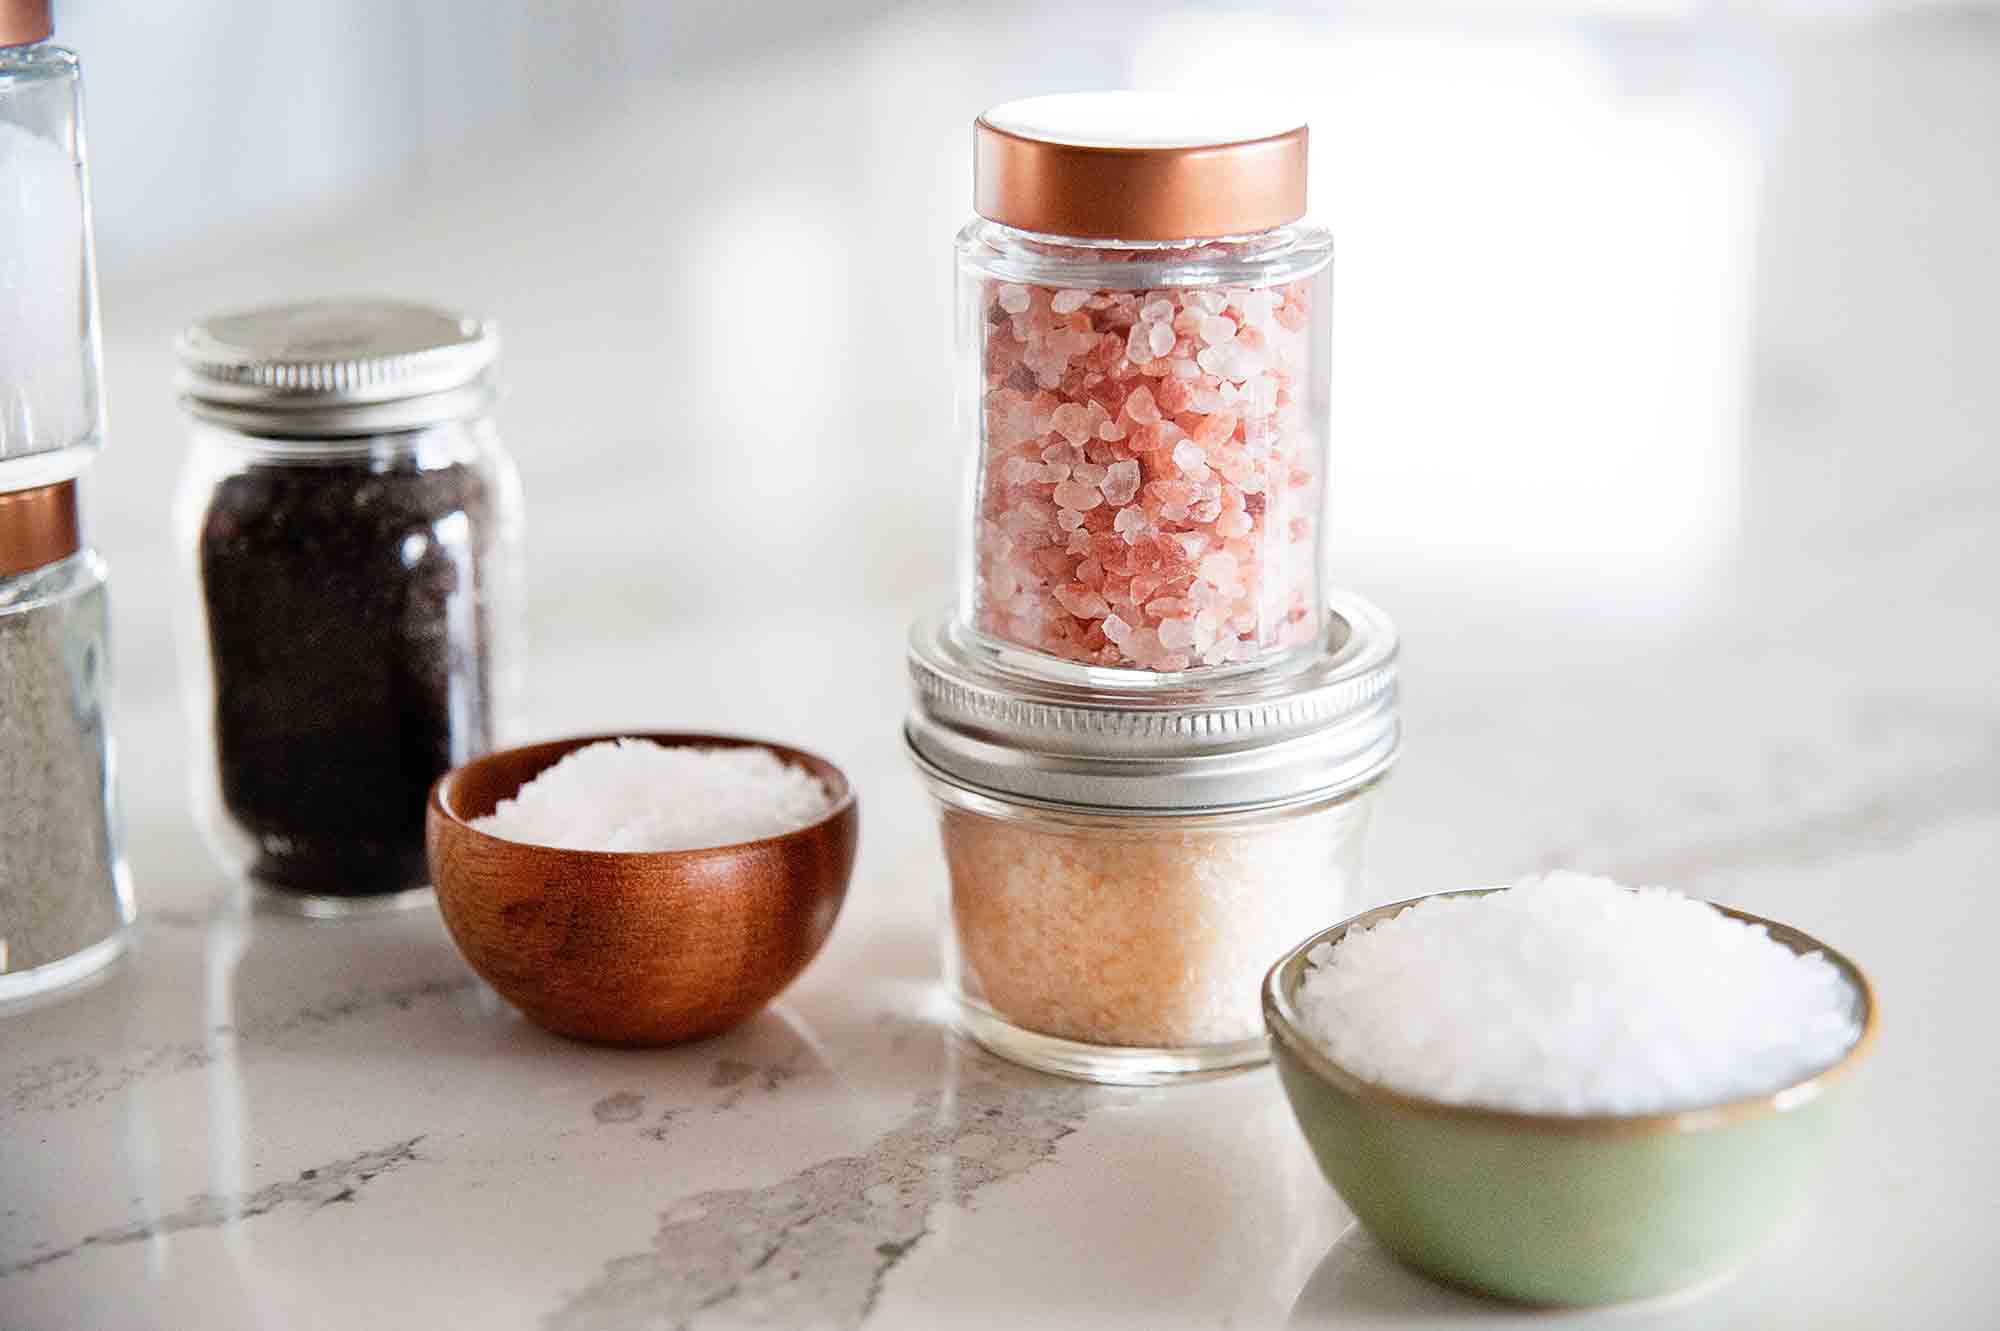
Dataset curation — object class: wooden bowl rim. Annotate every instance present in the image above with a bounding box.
[429,729,857,864]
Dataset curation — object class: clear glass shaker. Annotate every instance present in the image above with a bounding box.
[0,2,131,1002]
[957,93,1334,677]
[174,300,524,917]
[1,0,101,491]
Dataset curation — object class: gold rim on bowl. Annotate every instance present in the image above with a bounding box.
[1262,889,1880,1138]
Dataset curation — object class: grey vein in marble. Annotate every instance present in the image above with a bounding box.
[4,976,473,1119]
[710,1059,758,1089]
[1605,700,2000,884]
[0,1136,424,1279]
[594,1092,648,1124]
[547,1070,1092,1331]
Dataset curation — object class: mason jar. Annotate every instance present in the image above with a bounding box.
[907,591,1398,1084]
[958,92,1334,677]
[173,300,524,917]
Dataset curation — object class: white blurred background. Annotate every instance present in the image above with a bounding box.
[42,0,2000,904]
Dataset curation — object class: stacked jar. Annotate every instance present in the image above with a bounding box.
[0,2,133,1002]
[908,93,1400,1083]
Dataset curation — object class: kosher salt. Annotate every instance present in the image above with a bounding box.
[1295,871,1861,1115]
[473,739,833,852]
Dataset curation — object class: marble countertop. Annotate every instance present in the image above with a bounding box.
[5,12,1999,1330]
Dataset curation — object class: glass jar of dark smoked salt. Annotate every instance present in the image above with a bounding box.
[174,300,523,916]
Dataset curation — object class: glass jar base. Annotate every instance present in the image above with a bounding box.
[954,996,1269,1085]
[252,884,435,920]
[0,930,128,1006]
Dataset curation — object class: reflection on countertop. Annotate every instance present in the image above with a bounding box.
[4,8,1999,1330]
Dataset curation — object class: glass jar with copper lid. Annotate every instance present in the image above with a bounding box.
[0,482,132,1001]
[958,92,1333,677]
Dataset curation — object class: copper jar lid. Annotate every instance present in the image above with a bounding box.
[0,0,52,46]
[0,480,80,579]
[974,92,1308,243]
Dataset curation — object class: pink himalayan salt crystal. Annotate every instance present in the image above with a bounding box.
[974,273,1320,670]
[1125,324,1154,364]
[1052,402,1094,445]
[1054,582,1110,619]
[1194,410,1238,448]
[1052,479,1103,512]
[1102,459,1141,506]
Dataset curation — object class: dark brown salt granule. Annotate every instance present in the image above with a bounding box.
[199,452,498,899]
[0,565,124,973]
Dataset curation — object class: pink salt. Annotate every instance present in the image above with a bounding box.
[973,268,1321,670]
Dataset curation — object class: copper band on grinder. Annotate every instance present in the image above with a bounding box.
[974,119,1308,242]
[0,481,81,578]
[0,0,52,46]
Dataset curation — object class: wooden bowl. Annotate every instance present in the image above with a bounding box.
[426,731,857,1045]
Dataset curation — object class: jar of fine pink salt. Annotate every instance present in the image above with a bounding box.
[906,591,1397,1085]
[958,92,1333,676]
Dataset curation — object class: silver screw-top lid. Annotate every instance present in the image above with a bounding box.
[175,299,497,437]
[907,591,1400,814]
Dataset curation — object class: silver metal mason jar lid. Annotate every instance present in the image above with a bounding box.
[907,591,1400,814]
[176,299,497,437]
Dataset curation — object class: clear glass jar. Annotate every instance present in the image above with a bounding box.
[174,302,523,917]
[1,9,126,1003]
[0,18,103,493]
[0,515,132,1001]
[957,94,1333,677]
[930,782,1375,1083]
[907,591,1398,1084]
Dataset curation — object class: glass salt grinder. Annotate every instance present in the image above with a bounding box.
[957,92,1335,678]
[1,0,134,1002]
[173,300,524,918]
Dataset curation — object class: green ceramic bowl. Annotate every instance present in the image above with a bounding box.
[1263,892,1879,1307]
